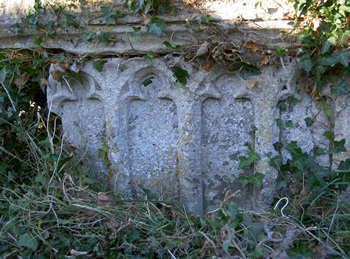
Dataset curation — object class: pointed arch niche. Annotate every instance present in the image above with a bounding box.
[127,72,179,198]
[201,74,254,211]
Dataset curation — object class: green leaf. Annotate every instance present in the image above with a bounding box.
[292,158,304,172]
[205,217,221,229]
[64,11,79,28]
[229,61,261,80]
[269,155,283,171]
[238,151,260,169]
[298,57,314,73]
[201,14,211,23]
[163,41,181,49]
[286,244,313,259]
[93,60,108,72]
[236,175,249,188]
[322,36,336,54]
[35,173,47,186]
[144,54,155,62]
[0,66,8,83]
[147,17,166,38]
[273,142,283,151]
[276,46,286,57]
[330,80,350,97]
[247,247,265,258]
[338,31,350,45]
[286,120,294,128]
[101,6,122,25]
[323,131,332,139]
[97,31,111,43]
[174,81,189,90]
[330,139,347,153]
[276,118,283,126]
[82,31,95,42]
[132,26,142,38]
[18,233,39,250]
[34,37,42,46]
[248,126,258,139]
[141,76,154,86]
[172,66,190,85]
[304,117,313,127]
[128,228,140,242]
[248,172,264,189]
[332,49,350,67]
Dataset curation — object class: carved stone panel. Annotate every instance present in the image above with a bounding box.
[201,75,254,212]
[127,75,179,198]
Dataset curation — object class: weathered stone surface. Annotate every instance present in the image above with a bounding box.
[2,0,349,214]
[46,57,343,215]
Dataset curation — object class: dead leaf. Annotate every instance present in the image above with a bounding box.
[196,41,209,57]
[311,17,322,31]
[58,59,69,70]
[202,62,215,72]
[39,77,50,87]
[50,70,62,81]
[143,15,151,25]
[13,72,29,88]
[69,61,79,73]
[245,78,258,89]
[260,51,269,66]
[245,40,259,52]
[98,192,115,207]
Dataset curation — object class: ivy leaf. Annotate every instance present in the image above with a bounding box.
[18,233,38,250]
[97,31,111,43]
[248,172,264,189]
[144,54,155,62]
[132,26,142,38]
[101,6,122,25]
[286,244,313,259]
[174,81,189,90]
[201,14,211,23]
[286,120,294,128]
[64,11,79,29]
[276,118,283,126]
[330,80,350,97]
[269,155,283,171]
[273,142,283,151]
[238,151,260,169]
[338,31,350,45]
[247,247,265,258]
[330,139,347,153]
[236,175,249,188]
[172,66,190,85]
[141,76,154,86]
[127,228,140,242]
[332,49,350,67]
[0,66,8,83]
[147,17,166,38]
[93,60,108,72]
[304,117,313,127]
[163,41,181,49]
[322,36,336,54]
[298,56,314,73]
[276,46,286,57]
[82,31,96,42]
[323,131,332,139]
[229,61,261,80]
[248,126,258,139]
[34,37,43,46]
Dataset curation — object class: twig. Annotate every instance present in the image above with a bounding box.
[0,81,17,112]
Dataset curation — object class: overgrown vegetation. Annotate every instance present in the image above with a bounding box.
[1,0,350,257]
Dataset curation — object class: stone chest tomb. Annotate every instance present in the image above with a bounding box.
[1,0,349,215]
